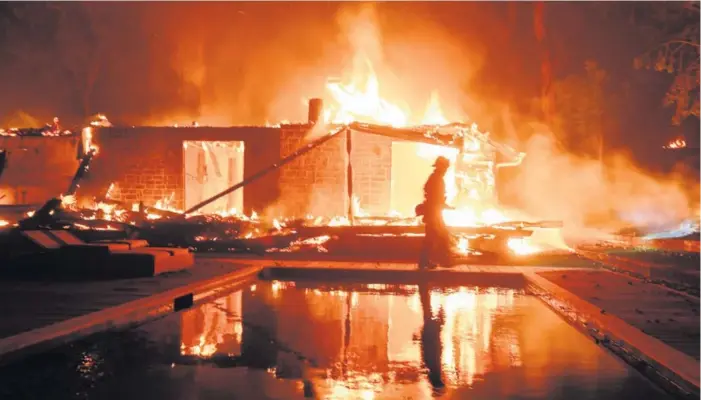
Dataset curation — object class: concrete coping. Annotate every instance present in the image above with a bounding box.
[524,272,700,397]
[0,263,263,365]
[0,261,696,399]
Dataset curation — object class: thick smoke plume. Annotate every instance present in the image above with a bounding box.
[503,125,698,240]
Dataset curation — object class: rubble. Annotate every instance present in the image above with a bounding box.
[0,119,573,262]
[0,117,73,137]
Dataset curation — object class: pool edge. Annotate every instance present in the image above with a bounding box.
[0,261,696,400]
[262,262,699,398]
[0,263,263,366]
[524,271,700,399]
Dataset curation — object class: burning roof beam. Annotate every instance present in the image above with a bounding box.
[348,121,525,165]
[349,122,462,148]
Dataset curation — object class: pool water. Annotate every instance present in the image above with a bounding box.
[0,280,674,400]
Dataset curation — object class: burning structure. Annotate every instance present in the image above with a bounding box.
[0,1,570,260]
[0,101,526,222]
[0,99,562,262]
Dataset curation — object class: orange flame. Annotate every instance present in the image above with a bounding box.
[664,138,687,149]
[82,126,100,155]
[322,30,550,255]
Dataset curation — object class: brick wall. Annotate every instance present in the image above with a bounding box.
[85,128,184,208]
[277,125,348,217]
[0,136,80,204]
[277,125,393,217]
[349,131,392,215]
[0,126,394,216]
[84,127,280,213]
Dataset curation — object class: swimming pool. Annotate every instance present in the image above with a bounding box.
[0,279,675,400]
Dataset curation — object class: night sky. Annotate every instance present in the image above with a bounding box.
[0,2,698,168]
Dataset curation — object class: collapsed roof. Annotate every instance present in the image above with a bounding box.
[348,121,524,164]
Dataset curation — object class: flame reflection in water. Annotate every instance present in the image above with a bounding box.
[177,282,667,400]
[180,291,243,357]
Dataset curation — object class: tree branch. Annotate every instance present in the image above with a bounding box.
[664,39,701,49]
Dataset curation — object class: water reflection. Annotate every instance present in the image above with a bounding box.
[179,290,243,357]
[298,283,522,399]
[0,280,673,400]
[176,282,521,394]
[175,281,669,400]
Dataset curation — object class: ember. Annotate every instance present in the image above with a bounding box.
[664,138,687,149]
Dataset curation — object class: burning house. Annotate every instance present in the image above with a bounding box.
[0,100,557,260]
[1,102,525,223]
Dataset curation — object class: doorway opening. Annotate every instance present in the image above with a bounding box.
[183,141,245,214]
[390,141,458,216]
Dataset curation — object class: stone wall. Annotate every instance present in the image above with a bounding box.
[0,136,80,204]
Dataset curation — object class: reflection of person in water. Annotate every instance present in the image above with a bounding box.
[418,283,445,391]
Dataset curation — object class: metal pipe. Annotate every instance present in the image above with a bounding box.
[184,126,348,215]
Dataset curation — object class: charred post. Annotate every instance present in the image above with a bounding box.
[65,148,97,197]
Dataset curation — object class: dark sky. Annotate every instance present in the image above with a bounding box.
[0,2,697,164]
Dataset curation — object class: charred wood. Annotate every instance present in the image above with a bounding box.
[0,149,6,181]
[295,225,534,238]
[349,122,462,148]
[65,148,97,197]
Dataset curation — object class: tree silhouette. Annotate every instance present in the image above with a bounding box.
[632,2,700,125]
[52,4,106,117]
[551,61,608,157]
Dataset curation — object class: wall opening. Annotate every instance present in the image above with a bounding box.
[390,141,433,216]
[183,141,244,214]
[390,141,459,216]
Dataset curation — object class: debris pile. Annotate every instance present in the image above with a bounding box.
[0,117,72,137]
[0,122,566,261]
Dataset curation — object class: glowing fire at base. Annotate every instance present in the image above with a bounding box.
[507,238,539,255]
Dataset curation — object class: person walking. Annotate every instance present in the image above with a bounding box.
[418,156,455,269]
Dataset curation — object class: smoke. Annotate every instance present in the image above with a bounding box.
[0,3,497,127]
[503,126,697,240]
[135,3,345,127]
[1,111,41,129]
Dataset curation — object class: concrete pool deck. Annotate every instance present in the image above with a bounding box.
[0,256,697,397]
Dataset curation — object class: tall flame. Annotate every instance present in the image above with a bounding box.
[322,21,549,255]
[325,57,408,127]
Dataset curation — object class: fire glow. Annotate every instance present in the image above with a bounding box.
[0,7,581,259]
[319,31,547,255]
[48,38,553,258]
[664,138,687,149]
